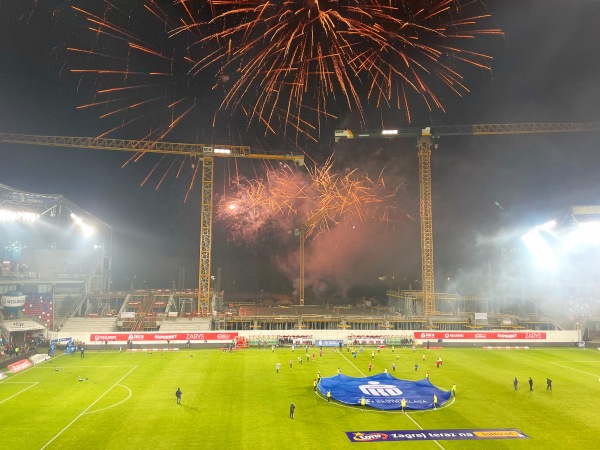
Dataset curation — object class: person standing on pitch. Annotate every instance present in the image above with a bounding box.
[175,388,182,404]
[289,402,295,419]
[546,378,552,391]
[529,377,533,391]
[360,396,366,411]
[401,398,407,412]
[513,377,518,390]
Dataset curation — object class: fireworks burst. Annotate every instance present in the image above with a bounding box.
[64,0,502,141]
[216,157,401,242]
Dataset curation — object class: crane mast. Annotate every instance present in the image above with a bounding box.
[335,122,600,316]
[417,136,435,315]
[0,133,304,315]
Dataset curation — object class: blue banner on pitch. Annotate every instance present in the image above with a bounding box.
[318,373,451,410]
[346,429,529,442]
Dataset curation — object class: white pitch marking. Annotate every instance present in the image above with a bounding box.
[0,382,39,405]
[40,365,138,450]
[84,384,132,415]
[336,350,447,450]
[551,361,600,378]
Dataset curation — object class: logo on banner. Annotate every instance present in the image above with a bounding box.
[346,429,529,442]
[0,291,27,308]
[8,359,33,373]
[351,433,389,442]
[128,334,144,341]
[497,333,517,339]
[419,332,435,339]
[359,382,403,397]
[153,334,177,340]
[94,335,117,341]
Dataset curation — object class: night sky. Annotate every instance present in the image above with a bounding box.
[1,1,599,305]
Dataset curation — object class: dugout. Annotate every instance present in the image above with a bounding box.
[0,319,46,345]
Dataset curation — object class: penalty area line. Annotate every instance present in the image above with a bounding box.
[40,365,138,450]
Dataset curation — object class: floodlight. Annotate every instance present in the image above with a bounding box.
[562,221,600,253]
[382,129,398,135]
[214,148,231,154]
[70,213,96,237]
[0,208,39,223]
[521,228,556,268]
[538,220,557,231]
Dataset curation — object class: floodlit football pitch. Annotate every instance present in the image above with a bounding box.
[1,346,599,449]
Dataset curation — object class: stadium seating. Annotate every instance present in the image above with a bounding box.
[159,317,211,332]
[60,317,117,333]
[24,294,53,328]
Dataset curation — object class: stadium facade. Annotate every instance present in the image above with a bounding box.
[1,183,595,347]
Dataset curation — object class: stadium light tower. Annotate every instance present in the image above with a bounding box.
[0,209,40,223]
[0,133,304,315]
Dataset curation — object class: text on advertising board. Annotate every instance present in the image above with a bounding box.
[414,331,546,340]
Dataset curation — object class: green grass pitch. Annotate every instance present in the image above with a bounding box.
[1,346,599,449]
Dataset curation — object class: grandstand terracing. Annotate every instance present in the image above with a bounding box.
[57,290,212,333]
[12,287,568,338]
[217,301,575,333]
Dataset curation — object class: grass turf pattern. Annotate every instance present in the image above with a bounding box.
[1,346,599,449]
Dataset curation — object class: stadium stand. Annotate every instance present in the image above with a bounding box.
[60,317,117,333]
[23,294,53,329]
[159,317,211,332]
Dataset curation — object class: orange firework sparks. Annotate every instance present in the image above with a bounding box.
[216,157,401,242]
[197,0,503,137]
[64,1,502,141]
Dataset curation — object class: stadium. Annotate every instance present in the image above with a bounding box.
[2,181,600,448]
[2,1,600,448]
[2,183,599,349]
[2,167,600,448]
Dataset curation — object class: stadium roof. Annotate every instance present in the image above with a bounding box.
[0,183,109,229]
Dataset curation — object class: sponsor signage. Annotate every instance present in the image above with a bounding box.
[346,429,529,442]
[30,354,51,365]
[8,359,33,373]
[414,331,546,340]
[474,313,488,321]
[316,339,344,347]
[0,294,27,308]
[89,332,238,342]
[0,321,46,332]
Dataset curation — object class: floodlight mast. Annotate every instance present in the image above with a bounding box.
[335,122,600,316]
[0,133,304,315]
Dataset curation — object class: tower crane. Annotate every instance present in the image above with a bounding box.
[335,123,600,316]
[295,208,327,306]
[0,133,304,315]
